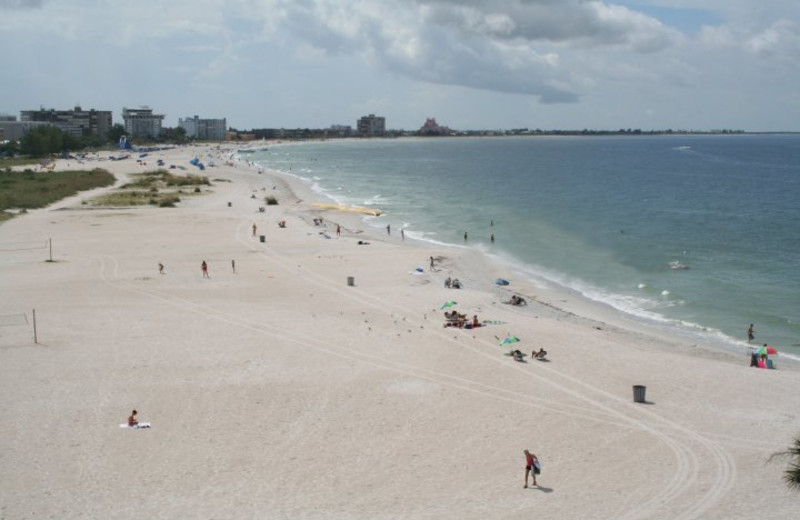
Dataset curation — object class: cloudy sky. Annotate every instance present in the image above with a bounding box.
[1,0,798,131]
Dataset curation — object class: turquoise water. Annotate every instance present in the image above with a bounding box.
[250,135,800,358]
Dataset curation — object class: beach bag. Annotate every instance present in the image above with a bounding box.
[533,460,541,475]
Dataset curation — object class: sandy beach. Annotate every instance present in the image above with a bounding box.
[1,143,798,519]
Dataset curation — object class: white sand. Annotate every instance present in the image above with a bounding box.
[1,144,798,519]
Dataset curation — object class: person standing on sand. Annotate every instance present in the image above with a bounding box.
[386,224,391,236]
[252,223,257,237]
[401,228,405,240]
[430,256,435,270]
[201,260,209,278]
[158,262,164,275]
[524,449,539,488]
[231,259,236,274]
[336,224,341,237]
[747,324,754,343]
[464,231,468,242]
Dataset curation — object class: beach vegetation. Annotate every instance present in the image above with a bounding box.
[158,195,180,207]
[771,435,800,491]
[107,124,127,145]
[265,195,278,205]
[19,126,82,157]
[0,156,38,168]
[0,168,115,212]
[92,169,209,208]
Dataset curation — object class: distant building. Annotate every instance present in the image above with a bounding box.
[179,115,227,141]
[122,106,165,139]
[357,114,385,137]
[0,114,54,142]
[20,106,112,139]
[418,117,451,136]
[328,124,353,138]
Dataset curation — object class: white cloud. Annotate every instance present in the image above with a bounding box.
[0,0,798,130]
[745,20,800,60]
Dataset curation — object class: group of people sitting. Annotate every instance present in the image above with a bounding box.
[508,348,547,362]
[444,277,462,289]
[443,312,482,329]
[312,218,324,226]
[507,295,527,306]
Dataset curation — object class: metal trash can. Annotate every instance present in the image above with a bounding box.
[259,235,265,243]
[347,276,355,286]
[633,385,646,403]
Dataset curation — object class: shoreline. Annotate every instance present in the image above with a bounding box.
[1,143,798,519]
[243,140,795,367]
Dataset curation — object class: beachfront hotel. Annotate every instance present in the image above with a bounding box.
[178,115,227,141]
[20,106,113,139]
[357,114,386,137]
[122,106,165,139]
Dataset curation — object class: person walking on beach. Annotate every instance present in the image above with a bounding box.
[158,262,164,275]
[464,231,468,242]
[336,224,341,237]
[252,223,257,237]
[524,449,540,488]
[430,256,435,270]
[201,260,209,278]
[401,228,405,240]
[231,259,236,274]
[747,324,755,343]
[386,224,391,236]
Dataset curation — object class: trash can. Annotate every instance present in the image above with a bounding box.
[227,202,232,207]
[259,235,265,243]
[347,276,355,286]
[633,385,646,403]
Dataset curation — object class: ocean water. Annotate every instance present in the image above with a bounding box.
[249,135,800,359]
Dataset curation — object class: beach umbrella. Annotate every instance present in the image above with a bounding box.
[500,336,520,346]
[441,300,458,309]
[755,345,778,356]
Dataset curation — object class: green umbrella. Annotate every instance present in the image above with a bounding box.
[441,300,458,309]
[500,336,520,346]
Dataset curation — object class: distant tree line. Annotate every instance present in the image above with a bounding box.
[0,124,192,158]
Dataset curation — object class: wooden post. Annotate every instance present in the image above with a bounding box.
[32,308,38,344]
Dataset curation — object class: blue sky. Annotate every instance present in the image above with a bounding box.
[1,0,798,131]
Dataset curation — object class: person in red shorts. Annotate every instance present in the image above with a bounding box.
[524,449,540,488]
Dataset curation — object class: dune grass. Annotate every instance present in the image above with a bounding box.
[0,157,40,169]
[92,170,210,208]
[0,168,115,211]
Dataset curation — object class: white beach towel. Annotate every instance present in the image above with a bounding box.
[119,422,151,429]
